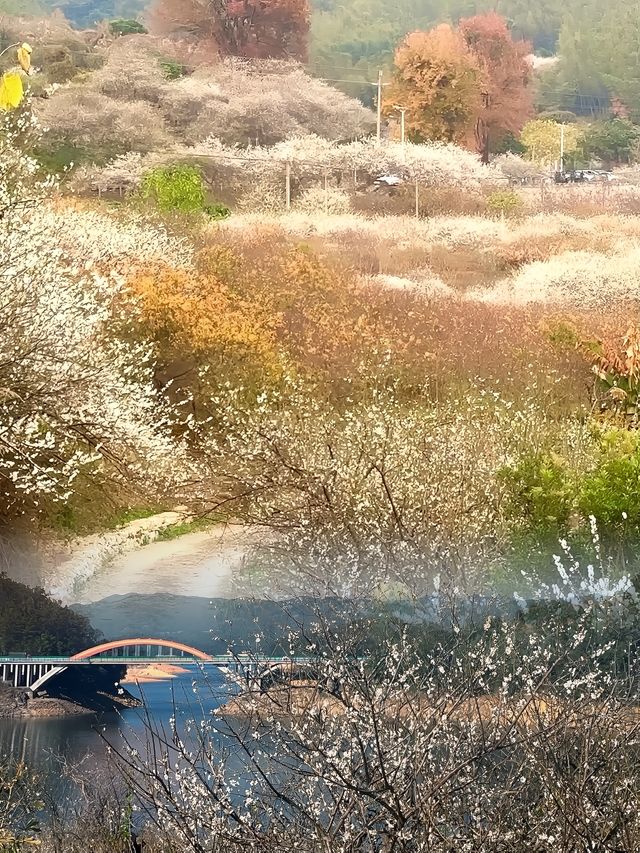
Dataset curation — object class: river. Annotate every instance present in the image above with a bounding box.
[0,667,238,813]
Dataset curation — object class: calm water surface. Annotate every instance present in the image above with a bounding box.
[0,668,236,806]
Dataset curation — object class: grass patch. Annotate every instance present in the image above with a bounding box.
[155,516,222,541]
[104,505,169,529]
[48,501,169,536]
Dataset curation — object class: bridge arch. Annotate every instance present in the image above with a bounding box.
[70,638,212,661]
[28,638,211,696]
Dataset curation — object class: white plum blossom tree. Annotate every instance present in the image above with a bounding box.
[119,578,640,852]
[0,111,192,520]
[190,378,540,597]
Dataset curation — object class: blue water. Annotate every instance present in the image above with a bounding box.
[0,668,236,805]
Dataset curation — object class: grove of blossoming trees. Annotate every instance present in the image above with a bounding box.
[72,135,495,207]
[36,41,375,156]
[0,111,194,525]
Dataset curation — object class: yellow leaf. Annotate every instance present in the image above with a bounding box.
[0,72,24,110]
[17,43,32,73]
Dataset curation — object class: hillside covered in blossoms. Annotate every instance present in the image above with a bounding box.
[1,4,640,852]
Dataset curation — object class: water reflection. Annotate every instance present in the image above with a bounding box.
[0,668,236,806]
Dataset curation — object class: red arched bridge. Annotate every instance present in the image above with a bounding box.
[0,638,315,697]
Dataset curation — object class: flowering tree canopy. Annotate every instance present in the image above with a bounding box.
[0,110,194,522]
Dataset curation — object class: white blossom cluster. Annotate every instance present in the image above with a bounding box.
[475,245,640,307]
[37,44,376,154]
[192,378,557,597]
[122,578,640,852]
[0,132,194,517]
[75,135,495,199]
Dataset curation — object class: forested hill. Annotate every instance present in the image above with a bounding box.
[4,0,638,119]
[0,575,98,655]
[0,0,573,50]
[0,0,563,49]
[310,0,640,118]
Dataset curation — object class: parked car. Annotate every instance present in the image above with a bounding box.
[373,173,404,192]
[582,169,615,182]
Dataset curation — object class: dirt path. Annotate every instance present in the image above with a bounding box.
[69,523,255,604]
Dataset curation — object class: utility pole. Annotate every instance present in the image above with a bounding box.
[376,70,383,145]
[560,123,565,173]
[478,91,491,165]
[396,107,407,146]
[285,161,291,211]
[394,105,407,161]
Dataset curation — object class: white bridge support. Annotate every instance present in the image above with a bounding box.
[27,666,68,696]
[0,662,64,692]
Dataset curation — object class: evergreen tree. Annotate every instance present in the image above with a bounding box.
[0,575,98,655]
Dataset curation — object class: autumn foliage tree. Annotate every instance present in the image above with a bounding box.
[459,12,533,163]
[384,26,482,146]
[148,0,310,61]
[125,256,281,404]
[386,14,532,160]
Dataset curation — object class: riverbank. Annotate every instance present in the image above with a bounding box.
[0,682,141,719]
[0,682,86,719]
[121,663,189,683]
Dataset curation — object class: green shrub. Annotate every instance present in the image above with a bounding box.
[204,202,231,219]
[109,19,148,35]
[578,429,640,530]
[140,165,206,213]
[486,188,522,216]
[156,516,219,541]
[159,58,187,80]
[498,452,575,531]
[499,430,640,542]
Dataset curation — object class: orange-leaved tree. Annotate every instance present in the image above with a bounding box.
[384,26,483,146]
[385,15,532,160]
[148,0,310,61]
[459,12,533,163]
[125,256,282,409]
[583,325,640,422]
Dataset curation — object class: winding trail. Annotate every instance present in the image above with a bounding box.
[70,524,253,604]
[31,512,257,604]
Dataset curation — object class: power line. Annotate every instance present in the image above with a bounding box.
[25,52,626,102]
